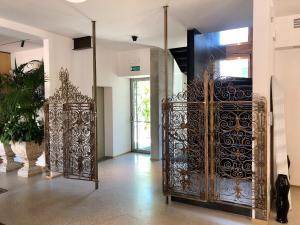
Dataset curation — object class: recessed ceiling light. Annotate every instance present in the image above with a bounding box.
[65,0,87,3]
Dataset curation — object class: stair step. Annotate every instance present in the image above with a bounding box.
[170,47,188,75]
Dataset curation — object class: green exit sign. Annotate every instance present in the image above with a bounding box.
[131,66,141,72]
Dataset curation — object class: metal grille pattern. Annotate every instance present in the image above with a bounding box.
[63,103,96,180]
[45,69,96,182]
[212,78,253,205]
[45,104,64,173]
[164,101,206,199]
[163,77,208,201]
[162,74,267,219]
[252,97,267,217]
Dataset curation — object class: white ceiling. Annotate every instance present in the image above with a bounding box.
[0,27,43,53]
[274,0,300,17]
[0,0,253,48]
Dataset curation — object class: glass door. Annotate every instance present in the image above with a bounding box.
[131,78,151,153]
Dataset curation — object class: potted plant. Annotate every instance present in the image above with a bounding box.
[0,61,45,177]
[0,74,23,172]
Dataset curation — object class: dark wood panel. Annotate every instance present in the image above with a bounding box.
[0,52,11,74]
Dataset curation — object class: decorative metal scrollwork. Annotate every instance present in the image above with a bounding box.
[212,78,254,206]
[162,73,267,219]
[45,69,96,181]
[63,103,95,180]
[163,77,207,200]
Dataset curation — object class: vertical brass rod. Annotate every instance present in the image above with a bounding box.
[92,20,99,190]
[44,103,50,177]
[251,100,259,219]
[164,5,168,100]
[163,5,170,200]
[263,99,268,217]
[251,100,256,219]
[204,72,209,201]
[209,78,215,200]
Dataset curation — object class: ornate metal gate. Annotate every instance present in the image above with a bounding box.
[45,69,97,184]
[162,73,267,219]
[163,77,208,201]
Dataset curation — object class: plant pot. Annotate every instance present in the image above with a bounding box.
[0,142,23,172]
[10,141,43,177]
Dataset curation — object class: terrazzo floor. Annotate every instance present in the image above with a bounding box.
[0,153,299,225]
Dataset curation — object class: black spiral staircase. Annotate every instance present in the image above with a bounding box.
[170,47,188,75]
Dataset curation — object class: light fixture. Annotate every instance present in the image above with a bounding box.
[21,40,25,48]
[65,0,87,3]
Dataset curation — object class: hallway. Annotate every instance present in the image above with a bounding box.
[0,153,299,225]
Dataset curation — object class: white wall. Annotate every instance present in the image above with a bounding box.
[72,45,131,157]
[99,47,131,157]
[0,17,73,97]
[274,48,300,186]
[173,59,187,94]
[275,14,300,49]
[273,13,300,186]
[0,17,131,158]
[44,35,73,97]
[253,0,274,219]
[117,48,150,77]
[10,48,43,68]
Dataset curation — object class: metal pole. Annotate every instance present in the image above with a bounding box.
[209,78,215,200]
[92,20,99,190]
[163,5,169,204]
[164,5,168,100]
[203,71,209,201]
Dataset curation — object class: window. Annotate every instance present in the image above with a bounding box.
[219,58,249,78]
[219,27,249,45]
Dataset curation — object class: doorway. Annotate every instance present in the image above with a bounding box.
[96,87,105,160]
[130,78,151,153]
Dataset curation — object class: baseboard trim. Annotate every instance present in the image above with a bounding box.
[171,196,252,217]
[150,158,160,161]
[131,150,150,154]
[97,156,113,162]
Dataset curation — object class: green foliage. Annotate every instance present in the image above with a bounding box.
[1,118,44,144]
[0,60,45,144]
[0,74,11,136]
[141,87,150,123]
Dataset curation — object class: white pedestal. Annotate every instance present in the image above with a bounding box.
[10,141,43,177]
[18,164,43,178]
[0,143,23,172]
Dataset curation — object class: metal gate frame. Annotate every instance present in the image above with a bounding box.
[162,73,267,219]
[44,69,98,185]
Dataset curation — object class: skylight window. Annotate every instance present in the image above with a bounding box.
[219,27,249,45]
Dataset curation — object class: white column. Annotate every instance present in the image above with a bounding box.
[253,0,275,220]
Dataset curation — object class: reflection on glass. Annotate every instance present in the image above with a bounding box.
[219,27,249,45]
[131,78,151,152]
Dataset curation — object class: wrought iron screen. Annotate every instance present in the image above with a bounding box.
[163,78,208,201]
[45,103,64,173]
[162,73,267,219]
[45,69,97,182]
[211,78,254,205]
[63,103,96,180]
